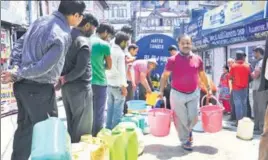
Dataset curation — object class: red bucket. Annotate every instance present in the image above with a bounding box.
[200,95,224,133]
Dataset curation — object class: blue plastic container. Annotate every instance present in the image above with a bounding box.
[126,100,147,111]
[31,117,71,160]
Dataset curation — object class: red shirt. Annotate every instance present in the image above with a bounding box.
[229,60,250,90]
[220,73,230,88]
[165,52,203,93]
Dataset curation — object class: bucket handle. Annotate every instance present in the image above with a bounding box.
[152,108,173,118]
[201,95,224,110]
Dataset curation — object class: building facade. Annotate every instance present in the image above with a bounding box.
[84,1,109,23]
[104,1,131,31]
[134,10,181,41]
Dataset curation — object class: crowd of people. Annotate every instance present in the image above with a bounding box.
[0,1,268,160]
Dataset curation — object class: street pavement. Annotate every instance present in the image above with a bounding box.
[1,100,260,160]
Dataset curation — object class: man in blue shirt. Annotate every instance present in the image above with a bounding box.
[1,1,86,160]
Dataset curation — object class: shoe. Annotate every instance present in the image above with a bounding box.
[254,130,262,135]
[182,141,193,151]
[228,118,236,122]
[231,122,238,127]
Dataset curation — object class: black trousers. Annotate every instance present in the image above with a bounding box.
[247,88,252,118]
[230,91,236,120]
[61,83,93,143]
[11,80,57,160]
[163,84,171,109]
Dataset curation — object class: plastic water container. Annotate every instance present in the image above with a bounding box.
[121,114,140,128]
[114,122,144,156]
[146,92,159,106]
[31,117,71,160]
[140,113,150,134]
[127,100,147,113]
[134,114,145,131]
[110,130,125,160]
[237,117,254,140]
[200,96,224,133]
[125,127,138,160]
[148,108,173,137]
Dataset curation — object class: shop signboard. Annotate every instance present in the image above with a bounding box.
[1,83,17,118]
[202,1,265,33]
[1,84,16,104]
[193,18,268,51]
[136,34,177,76]
[184,15,203,39]
[247,18,268,40]
[1,28,11,59]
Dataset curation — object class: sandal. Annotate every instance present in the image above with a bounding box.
[182,141,193,151]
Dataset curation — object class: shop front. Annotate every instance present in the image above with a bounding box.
[192,17,268,84]
[1,25,11,71]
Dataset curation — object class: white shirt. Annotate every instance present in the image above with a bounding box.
[265,60,268,80]
[106,44,128,87]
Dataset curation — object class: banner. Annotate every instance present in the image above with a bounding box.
[184,15,203,39]
[136,34,177,76]
[202,1,265,32]
[193,18,268,51]
[1,83,17,118]
[1,28,11,59]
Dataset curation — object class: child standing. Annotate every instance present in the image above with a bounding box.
[219,65,231,114]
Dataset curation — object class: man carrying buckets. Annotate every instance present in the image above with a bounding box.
[159,34,211,151]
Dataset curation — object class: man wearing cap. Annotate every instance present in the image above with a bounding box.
[168,45,178,56]
[130,59,157,100]
[229,50,251,124]
[251,46,264,133]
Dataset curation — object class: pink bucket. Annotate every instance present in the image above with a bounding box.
[148,108,173,137]
[200,95,224,133]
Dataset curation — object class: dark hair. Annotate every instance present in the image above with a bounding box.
[128,44,138,51]
[253,46,264,56]
[58,1,86,16]
[96,23,115,35]
[168,45,178,51]
[177,34,192,42]
[223,65,229,72]
[115,31,130,45]
[236,50,246,60]
[78,13,99,27]
[121,25,133,35]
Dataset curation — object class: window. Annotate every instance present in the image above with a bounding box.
[111,8,114,17]
[160,18,163,26]
[124,9,127,18]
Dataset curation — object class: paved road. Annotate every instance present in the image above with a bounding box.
[1,100,260,160]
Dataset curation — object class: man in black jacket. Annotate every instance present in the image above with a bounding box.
[57,14,98,143]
